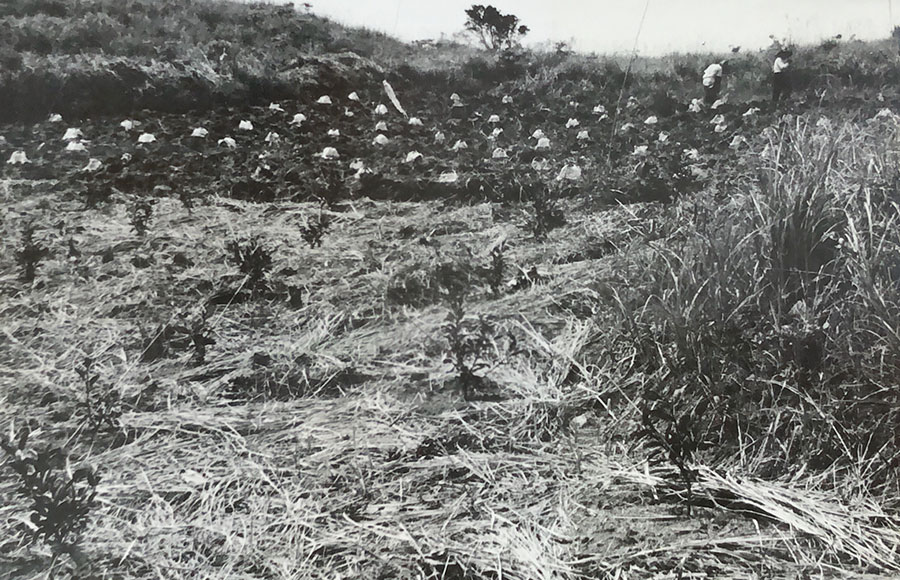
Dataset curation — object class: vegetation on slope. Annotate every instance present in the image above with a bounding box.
[0,0,410,121]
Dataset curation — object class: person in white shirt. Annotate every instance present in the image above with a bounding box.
[772,49,792,105]
[702,61,725,105]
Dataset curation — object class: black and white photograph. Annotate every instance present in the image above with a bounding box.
[3,0,900,578]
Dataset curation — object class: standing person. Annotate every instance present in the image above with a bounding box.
[702,60,725,105]
[772,49,792,105]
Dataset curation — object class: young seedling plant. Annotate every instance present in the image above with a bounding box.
[300,211,331,249]
[128,198,156,236]
[74,357,122,436]
[637,392,710,516]
[1,426,100,570]
[484,242,506,297]
[16,222,50,283]
[227,235,274,292]
[437,263,496,400]
[528,184,566,240]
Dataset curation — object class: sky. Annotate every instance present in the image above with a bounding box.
[290,0,894,55]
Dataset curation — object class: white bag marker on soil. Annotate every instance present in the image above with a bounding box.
[316,95,332,105]
[7,151,29,164]
[218,137,237,148]
[82,158,102,172]
[191,127,208,138]
[320,147,339,159]
[238,120,253,131]
[556,164,582,181]
[730,135,748,149]
[65,141,87,152]
[63,128,83,141]
[404,151,423,163]
[137,133,156,144]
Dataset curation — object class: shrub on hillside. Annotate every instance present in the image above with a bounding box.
[58,12,123,51]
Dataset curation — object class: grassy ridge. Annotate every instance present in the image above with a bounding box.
[0,0,406,121]
[2,0,900,122]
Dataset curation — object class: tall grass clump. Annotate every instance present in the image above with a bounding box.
[624,113,900,503]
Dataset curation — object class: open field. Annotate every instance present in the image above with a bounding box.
[4,1,900,579]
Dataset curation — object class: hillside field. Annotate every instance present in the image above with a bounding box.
[3,1,900,579]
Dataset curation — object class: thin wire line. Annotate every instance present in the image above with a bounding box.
[606,0,652,170]
[392,0,402,35]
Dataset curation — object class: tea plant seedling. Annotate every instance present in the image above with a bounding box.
[443,298,495,401]
[190,316,215,364]
[128,198,156,236]
[313,165,347,210]
[528,185,566,240]
[636,393,709,516]
[16,222,50,283]
[485,242,506,297]
[178,188,195,212]
[74,357,122,435]
[227,236,274,290]
[437,264,496,400]
[83,184,113,208]
[1,427,99,569]
[300,212,331,248]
